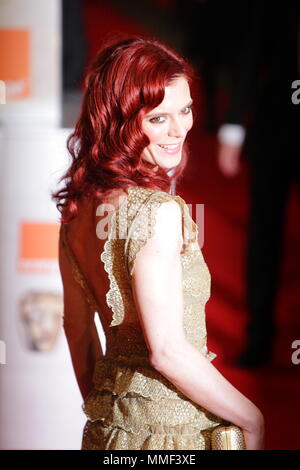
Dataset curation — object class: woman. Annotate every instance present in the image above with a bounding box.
[52,36,264,450]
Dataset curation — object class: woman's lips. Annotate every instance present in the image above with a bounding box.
[157,143,181,155]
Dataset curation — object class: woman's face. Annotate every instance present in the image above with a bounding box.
[141,76,193,171]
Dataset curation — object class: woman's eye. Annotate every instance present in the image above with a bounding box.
[149,116,165,124]
[182,105,192,114]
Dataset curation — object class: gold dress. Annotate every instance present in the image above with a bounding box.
[61,186,226,450]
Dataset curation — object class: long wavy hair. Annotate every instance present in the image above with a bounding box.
[52,36,195,223]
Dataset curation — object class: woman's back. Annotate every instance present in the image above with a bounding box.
[61,187,129,331]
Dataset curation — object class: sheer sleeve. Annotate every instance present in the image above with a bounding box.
[124,191,185,278]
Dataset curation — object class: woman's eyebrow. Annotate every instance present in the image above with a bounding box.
[145,99,193,117]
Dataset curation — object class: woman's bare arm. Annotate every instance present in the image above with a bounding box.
[131,200,264,449]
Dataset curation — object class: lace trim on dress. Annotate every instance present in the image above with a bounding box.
[124,191,198,278]
[100,187,206,328]
[173,195,199,246]
[82,389,223,437]
[100,206,127,328]
[124,192,176,278]
[86,347,217,401]
[91,356,187,400]
[82,353,220,425]
[81,413,225,451]
[101,188,176,327]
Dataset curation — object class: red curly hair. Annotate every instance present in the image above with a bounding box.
[52,36,195,223]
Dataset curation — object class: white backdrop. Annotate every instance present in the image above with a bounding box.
[0,0,61,126]
[0,0,88,450]
[0,127,87,450]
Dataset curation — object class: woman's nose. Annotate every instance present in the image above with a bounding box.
[168,117,186,138]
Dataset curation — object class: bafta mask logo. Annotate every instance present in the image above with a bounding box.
[19,291,63,352]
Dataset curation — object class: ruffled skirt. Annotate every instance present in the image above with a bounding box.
[81,356,225,450]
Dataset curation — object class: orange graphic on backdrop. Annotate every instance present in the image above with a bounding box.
[0,29,30,100]
[20,223,59,260]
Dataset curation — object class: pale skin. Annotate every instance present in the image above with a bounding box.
[141,76,193,171]
[135,77,265,450]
